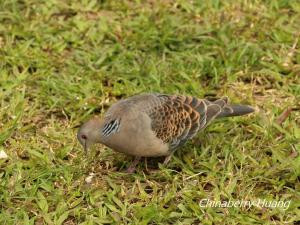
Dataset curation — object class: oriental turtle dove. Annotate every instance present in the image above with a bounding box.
[77,93,254,173]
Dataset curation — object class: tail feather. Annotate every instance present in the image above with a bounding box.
[217,104,254,118]
[206,97,254,118]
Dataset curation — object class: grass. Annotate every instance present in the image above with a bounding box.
[0,0,299,224]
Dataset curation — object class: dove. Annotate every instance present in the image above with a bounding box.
[77,93,254,173]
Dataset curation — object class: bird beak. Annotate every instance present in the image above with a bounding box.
[84,140,88,155]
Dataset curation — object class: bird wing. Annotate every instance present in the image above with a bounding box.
[145,94,225,150]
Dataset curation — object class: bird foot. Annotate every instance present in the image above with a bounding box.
[125,166,136,173]
[125,156,141,173]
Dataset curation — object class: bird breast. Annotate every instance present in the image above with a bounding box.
[101,111,169,157]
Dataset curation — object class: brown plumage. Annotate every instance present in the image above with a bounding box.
[77,93,254,172]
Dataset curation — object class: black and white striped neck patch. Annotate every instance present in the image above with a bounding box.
[102,118,121,137]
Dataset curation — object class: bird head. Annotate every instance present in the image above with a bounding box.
[77,116,105,153]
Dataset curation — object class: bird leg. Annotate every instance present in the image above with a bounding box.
[126,156,141,173]
[163,154,172,165]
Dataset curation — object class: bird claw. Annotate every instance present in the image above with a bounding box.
[125,166,136,173]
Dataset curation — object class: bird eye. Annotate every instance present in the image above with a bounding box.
[81,134,87,140]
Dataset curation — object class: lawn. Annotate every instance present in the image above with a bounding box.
[0,0,299,224]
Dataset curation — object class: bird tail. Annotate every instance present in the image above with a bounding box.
[217,104,254,118]
[206,97,254,118]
